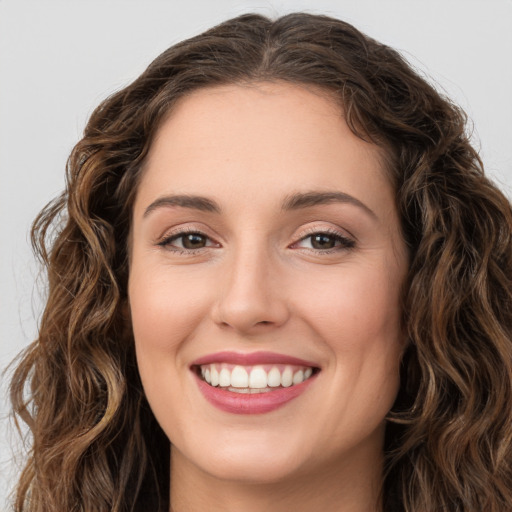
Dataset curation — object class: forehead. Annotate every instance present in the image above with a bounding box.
[150,82,368,161]
[137,81,393,219]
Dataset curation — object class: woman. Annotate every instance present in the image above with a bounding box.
[9,12,512,512]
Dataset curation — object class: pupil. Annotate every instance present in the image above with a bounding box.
[312,234,335,249]
[183,233,205,249]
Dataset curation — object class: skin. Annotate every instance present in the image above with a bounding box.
[128,82,408,512]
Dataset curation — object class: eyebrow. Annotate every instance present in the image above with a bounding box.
[143,190,376,219]
[143,194,222,217]
[281,191,377,219]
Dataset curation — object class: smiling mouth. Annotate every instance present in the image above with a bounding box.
[193,363,320,394]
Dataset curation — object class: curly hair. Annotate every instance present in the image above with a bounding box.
[9,12,512,512]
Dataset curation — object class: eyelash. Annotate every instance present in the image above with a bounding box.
[293,227,356,253]
[157,227,218,255]
[157,227,355,255]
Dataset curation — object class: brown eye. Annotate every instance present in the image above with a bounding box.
[310,234,337,249]
[181,233,207,249]
[294,230,355,252]
[158,231,217,252]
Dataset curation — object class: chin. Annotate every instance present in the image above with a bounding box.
[172,428,313,485]
[199,454,305,485]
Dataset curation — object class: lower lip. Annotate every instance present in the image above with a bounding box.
[194,373,317,414]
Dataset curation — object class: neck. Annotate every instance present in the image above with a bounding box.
[169,444,383,512]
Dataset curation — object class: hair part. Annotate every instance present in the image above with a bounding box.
[10,12,512,512]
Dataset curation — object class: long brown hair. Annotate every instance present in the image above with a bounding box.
[10,12,512,511]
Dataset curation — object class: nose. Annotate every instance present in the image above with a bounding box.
[212,245,290,334]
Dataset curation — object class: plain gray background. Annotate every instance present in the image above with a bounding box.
[1,0,511,508]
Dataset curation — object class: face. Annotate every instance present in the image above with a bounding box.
[128,82,408,485]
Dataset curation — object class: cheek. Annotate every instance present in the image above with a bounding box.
[291,260,404,410]
[127,264,215,388]
[129,265,209,344]
[127,265,217,437]
[292,261,403,348]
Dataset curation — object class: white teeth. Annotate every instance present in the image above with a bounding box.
[219,368,231,387]
[281,367,293,387]
[231,366,249,388]
[292,369,304,385]
[267,367,281,387]
[199,363,316,389]
[210,366,219,386]
[249,366,268,388]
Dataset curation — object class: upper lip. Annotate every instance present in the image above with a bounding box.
[191,351,320,368]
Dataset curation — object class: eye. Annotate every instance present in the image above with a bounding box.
[294,230,355,252]
[157,230,218,252]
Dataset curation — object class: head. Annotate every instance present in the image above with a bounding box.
[128,80,408,512]
[11,12,512,512]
